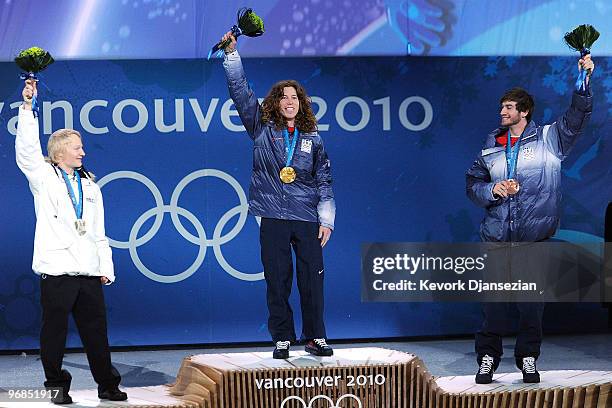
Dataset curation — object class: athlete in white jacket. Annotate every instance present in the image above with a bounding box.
[16,79,127,404]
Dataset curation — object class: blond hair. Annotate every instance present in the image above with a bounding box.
[44,129,95,180]
[45,128,81,164]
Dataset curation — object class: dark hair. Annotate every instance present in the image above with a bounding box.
[499,87,535,122]
[261,80,318,132]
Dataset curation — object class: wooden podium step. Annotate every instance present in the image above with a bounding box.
[169,347,421,408]
[3,348,609,407]
[167,347,612,408]
[435,370,612,408]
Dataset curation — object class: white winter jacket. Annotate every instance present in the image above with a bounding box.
[15,106,115,282]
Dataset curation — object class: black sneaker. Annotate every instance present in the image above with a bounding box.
[51,392,73,405]
[305,338,333,357]
[475,354,495,384]
[49,370,72,405]
[98,387,128,401]
[273,340,290,359]
[521,357,540,383]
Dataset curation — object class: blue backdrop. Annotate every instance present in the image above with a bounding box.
[1,1,611,59]
[0,56,610,350]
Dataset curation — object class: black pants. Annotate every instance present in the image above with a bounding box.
[40,274,121,393]
[260,218,326,342]
[475,302,545,369]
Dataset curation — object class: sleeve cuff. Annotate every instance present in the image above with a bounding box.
[489,183,501,201]
[317,199,336,230]
[223,50,240,61]
[574,79,592,98]
[18,104,36,119]
[102,272,115,284]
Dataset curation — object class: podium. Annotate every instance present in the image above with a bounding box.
[4,347,609,407]
[170,347,420,407]
[168,348,611,408]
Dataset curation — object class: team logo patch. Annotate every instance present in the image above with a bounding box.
[300,139,312,153]
[522,146,535,161]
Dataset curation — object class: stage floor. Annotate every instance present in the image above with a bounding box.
[0,333,610,406]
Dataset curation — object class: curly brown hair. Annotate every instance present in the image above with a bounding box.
[261,80,318,132]
[500,87,535,122]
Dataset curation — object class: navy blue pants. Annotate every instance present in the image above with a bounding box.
[260,218,326,342]
[475,302,545,369]
[40,275,121,393]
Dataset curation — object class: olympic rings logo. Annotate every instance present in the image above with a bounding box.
[280,394,362,408]
[97,169,264,283]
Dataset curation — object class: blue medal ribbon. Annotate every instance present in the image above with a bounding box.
[60,169,83,219]
[574,68,587,92]
[20,72,40,118]
[31,94,40,118]
[505,132,522,180]
[574,48,590,91]
[207,25,243,60]
[283,128,299,167]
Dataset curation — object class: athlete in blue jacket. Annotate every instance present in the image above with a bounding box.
[466,54,594,384]
[221,32,336,359]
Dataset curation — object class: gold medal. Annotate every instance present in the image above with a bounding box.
[279,166,296,183]
[507,179,520,195]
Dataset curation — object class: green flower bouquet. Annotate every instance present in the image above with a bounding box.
[563,25,599,90]
[15,47,55,117]
[208,8,264,59]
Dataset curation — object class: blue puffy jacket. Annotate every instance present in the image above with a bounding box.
[223,51,336,229]
[466,87,592,242]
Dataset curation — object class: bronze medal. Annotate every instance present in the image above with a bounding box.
[75,219,87,236]
[279,166,296,183]
[507,179,520,195]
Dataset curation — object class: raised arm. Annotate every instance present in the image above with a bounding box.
[221,32,263,139]
[15,80,46,192]
[544,55,594,160]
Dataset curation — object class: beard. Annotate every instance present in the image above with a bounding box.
[501,115,521,127]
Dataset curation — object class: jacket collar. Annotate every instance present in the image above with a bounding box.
[484,120,538,149]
